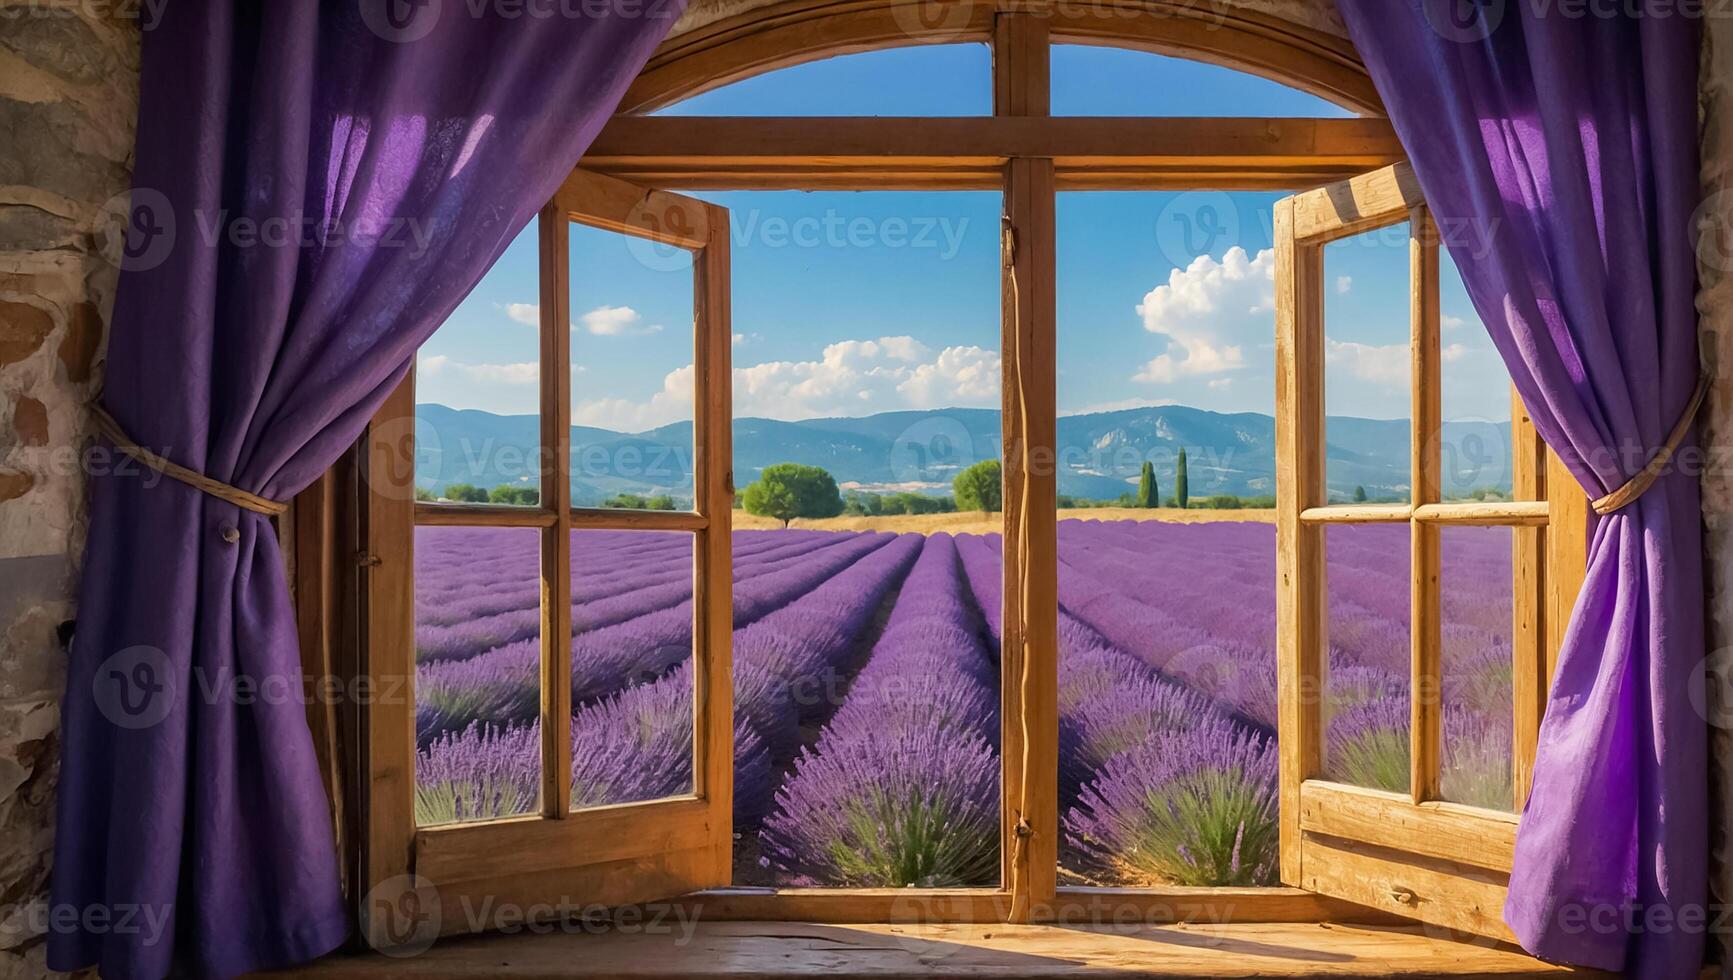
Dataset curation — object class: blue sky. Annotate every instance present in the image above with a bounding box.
[416,45,1510,430]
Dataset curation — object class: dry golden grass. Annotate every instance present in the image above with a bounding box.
[731,506,1276,535]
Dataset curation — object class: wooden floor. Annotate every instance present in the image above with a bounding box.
[279,921,1607,979]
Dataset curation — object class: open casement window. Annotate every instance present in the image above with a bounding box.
[358,170,733,946]
[1273,162,1588,939]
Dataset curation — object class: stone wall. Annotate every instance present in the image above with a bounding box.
[1699,14,1733,971]
[0,4,137,976]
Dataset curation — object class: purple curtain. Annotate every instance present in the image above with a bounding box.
[1335,3,1704,977]
[49,3,680,977]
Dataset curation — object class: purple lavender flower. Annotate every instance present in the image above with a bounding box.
[1065,719,1277,887]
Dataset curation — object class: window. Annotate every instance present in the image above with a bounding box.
[348,10,1588,949]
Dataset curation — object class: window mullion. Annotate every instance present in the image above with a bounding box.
[1408,205,1443,806]
[539,200,575,818]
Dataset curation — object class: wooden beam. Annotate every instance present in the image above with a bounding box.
[616,885,1390,925]
[621,0,1384,116]
[1274,194,1327,885]
[1510,391,1547,810]
[1409,207,1441,806]
[358,373,419,949]
[414,502,559,527]
[1411,501,1551,527]
[584,116,1406,190]
[1299,836,1516,944]
[1000,154,1058,919]
[1299,782,1516,875]
[568,508,710,532]
[992,10,1048,117]
[554,167,713,249]
[1289,162,1426,244]
[693,199,736,882]
[415,797,714,885]
[1299,504,1412,525]
[539,200,575,818]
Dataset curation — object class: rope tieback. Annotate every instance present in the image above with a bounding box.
[1589,372,1712,517]
[92,405,289,517]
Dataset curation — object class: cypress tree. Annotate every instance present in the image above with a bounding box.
[1136,461,1158,508]
[1175,448,1189,509]
[1353,485,1368,503]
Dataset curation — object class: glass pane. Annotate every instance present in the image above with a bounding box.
[415,224,542,507]
[1052,45,1356,118]
[568,223,697,512]
[1323,222,1413,505]
[1055,191,1281,887]
[654,45,991,117]
[569,529,697,810]
[1323,523,1411,793]
[712,189,1003,887]
[1440,251,1516,502]
[1440,526,1515,810]
[415,526,543,826]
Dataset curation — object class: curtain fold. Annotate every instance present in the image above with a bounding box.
[1334,4,1705,977]
[49,4,681,977]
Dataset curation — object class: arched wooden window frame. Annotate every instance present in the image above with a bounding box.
[320,0,1591,946]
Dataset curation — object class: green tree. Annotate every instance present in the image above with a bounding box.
[488,485,540,506]
[414,486,436,502]
[953,459,1003,514]
[1353,485,1368,503]
[443,483,489,503]
[1135,461,1159,509]
[742,463,844,528]
[1174,449,1189,509]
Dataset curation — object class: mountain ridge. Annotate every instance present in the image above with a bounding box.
[413,403,1513,504]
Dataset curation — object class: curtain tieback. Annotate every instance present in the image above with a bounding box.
[1589,372,1711,516]
[91,404,290,517]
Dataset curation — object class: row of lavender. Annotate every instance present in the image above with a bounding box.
[412,519,1514,886]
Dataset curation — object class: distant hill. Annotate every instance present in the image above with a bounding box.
[413,403,1513,505]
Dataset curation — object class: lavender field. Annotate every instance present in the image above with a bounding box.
[413,520,1514,888]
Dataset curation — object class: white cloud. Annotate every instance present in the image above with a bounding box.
[504,302,540,327]
[1325,338,1408,387]
[419,355,538,386]
[732,332,762,347]
[1443,343,1470,363]
[1132,246,1273,384]
[579,305,664,337]
[1442,313,1469,332]
[573,335,1003,431]
[1335,275,1353,295]
[571,364,695,431]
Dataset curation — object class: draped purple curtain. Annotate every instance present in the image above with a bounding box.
[1335,3,1705,976]
[50,3,680,977]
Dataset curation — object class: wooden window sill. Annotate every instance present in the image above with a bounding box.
[275,921,1609,978]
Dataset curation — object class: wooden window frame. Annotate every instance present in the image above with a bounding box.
[1273,163,1588,940]
[356,173,735,943]
[320,5,1592,939]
